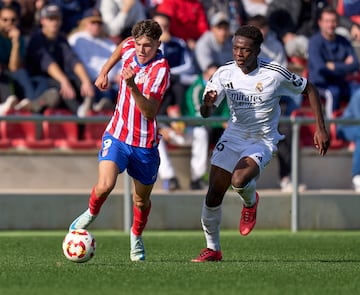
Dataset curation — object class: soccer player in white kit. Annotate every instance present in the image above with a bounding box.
[192,25,330,262]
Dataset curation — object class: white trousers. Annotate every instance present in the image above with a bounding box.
[158,126,209,181]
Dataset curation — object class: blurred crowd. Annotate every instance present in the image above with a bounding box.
[1,0,360,191]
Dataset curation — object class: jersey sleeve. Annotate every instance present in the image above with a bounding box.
[202,68,226,107]
[277,69,307,97]
[144,60,170,101]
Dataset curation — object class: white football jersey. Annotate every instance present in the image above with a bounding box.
[204,58,307,146]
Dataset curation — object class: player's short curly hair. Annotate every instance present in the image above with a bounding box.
[131,19,162,41]
[234,25,264,48]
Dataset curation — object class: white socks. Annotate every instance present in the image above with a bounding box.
[201,202,222,251]
[232,179,256,207]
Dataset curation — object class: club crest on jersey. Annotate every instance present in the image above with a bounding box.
[255,82,263,93]
[137,71,147,84]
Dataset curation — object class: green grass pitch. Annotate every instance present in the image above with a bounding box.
[1,230,360,295]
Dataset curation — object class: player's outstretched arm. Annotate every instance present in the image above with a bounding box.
[304,81,330,156]
[95,38,129,91]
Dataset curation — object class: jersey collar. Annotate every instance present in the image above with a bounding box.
[134,50,163,68]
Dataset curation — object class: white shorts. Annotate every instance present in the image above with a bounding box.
[210,135,275,175]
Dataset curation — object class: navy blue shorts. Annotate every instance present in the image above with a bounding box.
[98,132,160,185]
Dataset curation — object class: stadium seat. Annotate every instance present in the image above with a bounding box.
[83,110,112,148]
[329,109,350,149]
[0,110,53,149]
[290,109,317,147]
[291,108,350,149]
[0,130,10,149]
[42,108,97,149]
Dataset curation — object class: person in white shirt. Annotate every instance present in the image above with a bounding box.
[195,12,233,72]
[68,8,121,111]
[97,0,146,44]
[192,25,329,262]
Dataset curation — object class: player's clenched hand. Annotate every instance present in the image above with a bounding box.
[313,128,330,156]
[203,90,217,107]
[95,73,109,90]
[122,66,136,88]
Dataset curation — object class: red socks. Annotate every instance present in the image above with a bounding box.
[88,187,107,215]
[132,202,151,236]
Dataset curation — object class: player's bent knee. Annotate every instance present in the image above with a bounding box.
[95,183,114,198]
[134,200,150,210]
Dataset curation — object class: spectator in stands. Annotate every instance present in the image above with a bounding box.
[153,12,198,115]
[308,6,360,118]
[248,14,305,192]
[48,0,96,34]
[199,0,247,35]
[155,0,209,50]
[242,0,270,18]
[195,11,233,72]
[332,0,360,38]
[336,87,360,192]
[0,3,23,114]
[247,14,287,66]
[97,0,146,44]
[0,3,58,114]
[336,0,360,22]
[0,0,20,14]
[28,0,50,34]
[267,0,360,65]
[13,0,39,36]
[266,0,325,61]
[68,8,120,112]
[25,4,94,116]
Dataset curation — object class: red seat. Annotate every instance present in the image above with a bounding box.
[83,110,112,148]
[42,108,97,149]
[290,109,317,147]
[0,110,53,149]
[0,129,11,149]
[330,109,350,149]
[291,108,349,149]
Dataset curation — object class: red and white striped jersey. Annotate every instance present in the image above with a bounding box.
[106,38,170,148]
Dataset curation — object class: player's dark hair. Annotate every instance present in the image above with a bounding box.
[234,25,264,47]
[132,19,162,41]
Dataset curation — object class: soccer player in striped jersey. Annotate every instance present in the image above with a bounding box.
[192,25,330,262]
[68,19,170,262]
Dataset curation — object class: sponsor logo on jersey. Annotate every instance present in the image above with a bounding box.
[230,93,263,104]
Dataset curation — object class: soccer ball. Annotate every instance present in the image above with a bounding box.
[62,229,96,263]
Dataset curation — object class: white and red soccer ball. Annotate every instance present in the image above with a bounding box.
[62,229,96,263]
